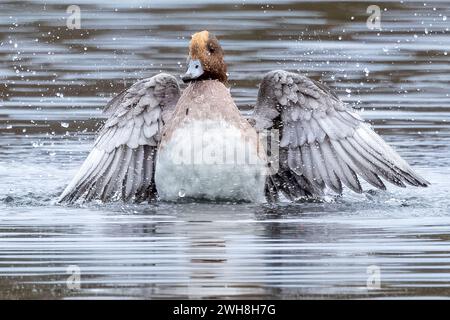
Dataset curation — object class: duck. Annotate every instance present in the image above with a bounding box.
[58,30,429,204]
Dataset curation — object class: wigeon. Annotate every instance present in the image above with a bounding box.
[59,30,429,203]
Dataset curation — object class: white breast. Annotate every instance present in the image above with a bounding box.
[155,120,267,202]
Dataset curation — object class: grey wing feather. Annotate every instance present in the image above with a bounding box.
[59,73,181,203]
[253,70,429,201]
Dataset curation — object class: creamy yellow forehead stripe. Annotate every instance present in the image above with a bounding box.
[191,30,209,47]
[189,30,209,59]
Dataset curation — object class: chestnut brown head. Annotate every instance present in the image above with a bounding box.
[182,30,227,84]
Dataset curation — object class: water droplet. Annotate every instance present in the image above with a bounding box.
[61,122,69,128]
[178,189,186,198]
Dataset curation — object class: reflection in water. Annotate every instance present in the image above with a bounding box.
[0,0,450,299]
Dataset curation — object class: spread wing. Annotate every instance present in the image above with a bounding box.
[59,73,181,203]
[253,70,429,201]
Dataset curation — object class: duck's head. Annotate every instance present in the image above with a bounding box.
[182,30,227,84]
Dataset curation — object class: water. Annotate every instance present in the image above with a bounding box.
[0,0,450,299]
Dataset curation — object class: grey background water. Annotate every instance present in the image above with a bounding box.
[0,0,449,299]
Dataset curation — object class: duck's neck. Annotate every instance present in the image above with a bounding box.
[186,79,229,96]
[193,72,227,84]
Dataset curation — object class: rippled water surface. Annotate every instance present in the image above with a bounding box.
[1,0,450,299]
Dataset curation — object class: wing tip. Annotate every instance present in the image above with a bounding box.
[412,175,431,188]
